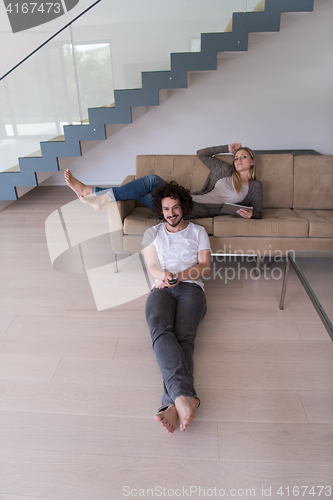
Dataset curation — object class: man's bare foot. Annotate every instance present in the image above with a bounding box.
[78,193,111,212]
[64,169,92,197]
[175,396,199,432]
[155,405,179,434]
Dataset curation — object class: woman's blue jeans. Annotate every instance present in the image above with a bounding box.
[145,282,207,412]
[92,174,165,212]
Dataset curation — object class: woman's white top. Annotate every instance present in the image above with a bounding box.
[191,176,248,204]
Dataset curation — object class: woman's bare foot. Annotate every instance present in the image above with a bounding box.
[64,169,92,197]
[174,396,199,432]
[155,405,179,434]
[78,193,111,212]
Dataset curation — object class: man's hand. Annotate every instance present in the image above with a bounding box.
[163,272,179,287]
[155,280,167,289]
[228,143,242,154]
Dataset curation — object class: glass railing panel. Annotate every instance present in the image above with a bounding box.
[71,37,114,110]
[0,26,81,173]
[71,0,252,91]
[247,0,265,11]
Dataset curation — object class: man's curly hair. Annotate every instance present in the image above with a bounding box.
[152,181,194,219]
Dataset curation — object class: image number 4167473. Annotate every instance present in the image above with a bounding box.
[4,0,80,33]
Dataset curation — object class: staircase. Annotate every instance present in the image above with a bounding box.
[0,0,314,201]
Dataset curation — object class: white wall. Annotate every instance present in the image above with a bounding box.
[47,0,333,186]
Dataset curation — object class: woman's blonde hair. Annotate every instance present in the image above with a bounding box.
[232,147,256,193]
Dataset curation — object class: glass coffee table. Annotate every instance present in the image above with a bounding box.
[279,251,333,341]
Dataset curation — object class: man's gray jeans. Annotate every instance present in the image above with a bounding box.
[145,282,207,412]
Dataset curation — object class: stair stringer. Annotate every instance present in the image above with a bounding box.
[0,0,314,201]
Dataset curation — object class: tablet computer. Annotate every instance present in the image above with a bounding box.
[221,203,252,216]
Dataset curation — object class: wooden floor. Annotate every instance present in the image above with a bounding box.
[0,187,332,500]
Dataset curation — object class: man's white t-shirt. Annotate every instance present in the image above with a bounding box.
[142,222,211,289]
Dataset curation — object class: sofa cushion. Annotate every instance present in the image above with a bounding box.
[213,208,309,238]
[123,207,214,235]
[294,210,333,238]
[293,156,333,209]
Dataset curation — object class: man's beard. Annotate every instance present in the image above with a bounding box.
[166,215,183,228]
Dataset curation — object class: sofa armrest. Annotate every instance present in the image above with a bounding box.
[105,175,136,255]
[113,175,136,223]
[121,175,135,186]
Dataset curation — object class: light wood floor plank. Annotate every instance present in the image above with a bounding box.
[114,336,333,364]
[195,361,333,391]
[0,314,16,333]
[0,274,15,287]
[0,260,60,274]
[0,333,118,359]
[53,357,162,387]
[205,293,322,321]
[295,320,331,340]
[53,357,333,391]
[198,319,302,340]
[217,422,333,463]
[299,391,333,424]
[68,297,148,318]
[0,410,219,460]
[195,339,333,364]
[0,354,61,382]
[204,304,321,321]
[0,448,332,500]
[0,273,92,301]
[199,389,307,423]
[7,315,149,337]
[0,380,161,417]
[0,496,65,500]
[0,380,307,423]
[0,297,75,316]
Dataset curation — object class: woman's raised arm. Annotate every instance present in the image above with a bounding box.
[196,144,239,174]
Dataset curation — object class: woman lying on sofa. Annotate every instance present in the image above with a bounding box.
[64,143,262,219]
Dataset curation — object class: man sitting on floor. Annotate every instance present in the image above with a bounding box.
[142,181,211,433]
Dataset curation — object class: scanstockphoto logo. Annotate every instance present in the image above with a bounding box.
[4,0,80,33]
[44,198,155,312]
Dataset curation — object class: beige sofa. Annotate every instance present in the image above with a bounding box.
[111,153,333,258]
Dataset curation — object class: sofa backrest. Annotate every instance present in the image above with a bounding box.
[255,154,294,209]
[136,155,210,193]
[293,155,333,209]
[136,153,295,209]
